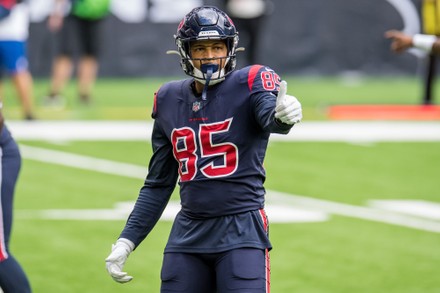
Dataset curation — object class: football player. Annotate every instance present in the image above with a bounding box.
[0,0,34,120]
[106,6,302,293]
[0,103,32,292]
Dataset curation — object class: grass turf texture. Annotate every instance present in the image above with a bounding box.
[3,76,440,292]
[1,76,429,121]
[12,140,440,293]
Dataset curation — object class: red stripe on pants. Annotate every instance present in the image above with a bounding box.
[259,209,270,292]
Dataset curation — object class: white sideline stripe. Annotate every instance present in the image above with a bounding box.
[8,120,440,142]
[18,145,328,223]
[270,192,440,233]
[368,200,440,220]
[9,121,150,141]
[16,201,329,224]
[18,145,440,232]
[19,145,147,179]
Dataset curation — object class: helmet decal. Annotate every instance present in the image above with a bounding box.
[177,19,184,31]
[198,31,220,37]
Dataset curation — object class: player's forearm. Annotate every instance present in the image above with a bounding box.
[119,184,175,247]
[119,143,178,247]
[432,40,440,54]
[253,92,293,134]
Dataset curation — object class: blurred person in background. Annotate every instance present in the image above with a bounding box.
[45,0,111,106]
[0,0,35,120]
[385,29,440,105]
[105,5,302,293]
[0,88,32,291]
[387,1,440,106]
[385,30,440,54]
[225,0,272,66]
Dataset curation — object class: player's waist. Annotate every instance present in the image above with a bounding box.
[179,179,265,218]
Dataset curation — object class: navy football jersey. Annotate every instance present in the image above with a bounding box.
[120,65,293,252]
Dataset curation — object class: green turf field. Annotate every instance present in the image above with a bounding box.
[1,75,428,121]
[3,77,440,292]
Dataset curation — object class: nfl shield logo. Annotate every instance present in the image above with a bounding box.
[192,101,201,112]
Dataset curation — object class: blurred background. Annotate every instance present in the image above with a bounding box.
[3,0,434,121]
[27,0,423,77]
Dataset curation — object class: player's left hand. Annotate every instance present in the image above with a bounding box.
[275,80,302,125]
[105,238,135,283]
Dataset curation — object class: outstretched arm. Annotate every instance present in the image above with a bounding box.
[385,30,440,54]
[253,79,302,134]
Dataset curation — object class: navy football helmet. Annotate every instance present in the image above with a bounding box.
[174,6,239,85]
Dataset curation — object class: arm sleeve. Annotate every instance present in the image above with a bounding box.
[247,65,294,134]
[251,91,293,134]
[119,120,179,247]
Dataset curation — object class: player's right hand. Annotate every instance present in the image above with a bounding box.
[105,238,135,283]
[275,80,302,125]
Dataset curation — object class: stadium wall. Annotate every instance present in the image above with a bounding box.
[28,0,424,77]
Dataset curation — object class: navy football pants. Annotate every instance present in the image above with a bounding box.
[161,248,270,293]
[0,127,31,292]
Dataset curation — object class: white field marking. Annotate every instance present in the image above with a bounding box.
[265,204,329,223]
[16,201,329,223]
[18,145,328,223]
[368,200,440,220]
[8,120,440,142]
[19,145,147,179]
[269,192,440,233]
[17,145,440,232]
[9,121,151,141]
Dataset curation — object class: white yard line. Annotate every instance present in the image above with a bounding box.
[368,200,440,220]
[7,120,440,142]
[17,145,440,232]
[19,145,147,179]
[8,121,150,141]
[270,192,440,233]
[16,202,329,224]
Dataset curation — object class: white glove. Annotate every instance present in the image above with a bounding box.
[105,238,135,283]
[275,80,302,125]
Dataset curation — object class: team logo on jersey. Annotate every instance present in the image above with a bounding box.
[192,101,201,112]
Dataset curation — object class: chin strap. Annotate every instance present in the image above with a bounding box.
[200,64,218,100]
